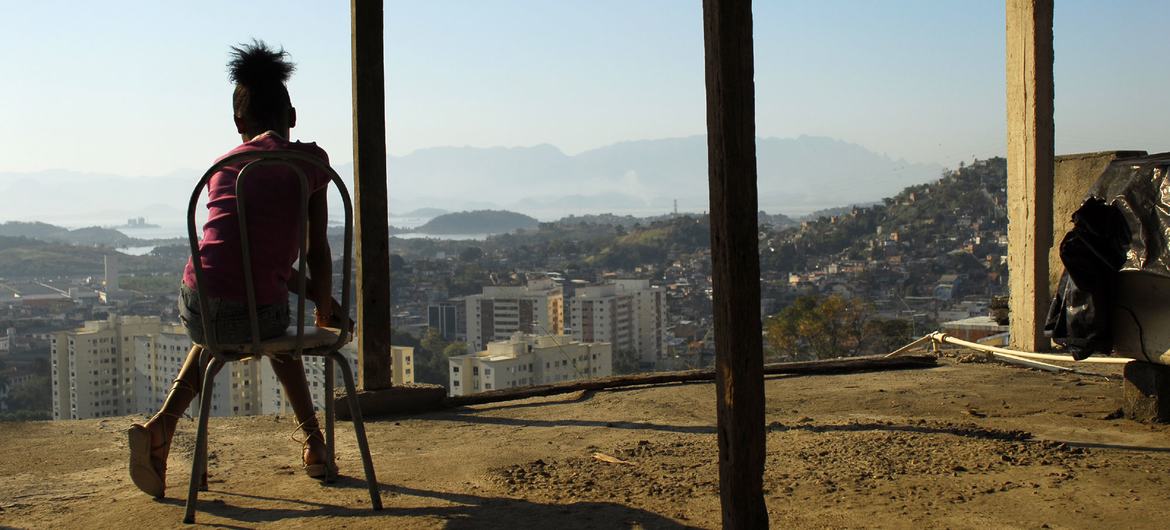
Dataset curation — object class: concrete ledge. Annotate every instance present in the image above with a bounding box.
[333,384,447,420]
[1123,361,1170,423]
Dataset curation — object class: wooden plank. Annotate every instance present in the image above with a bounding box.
[351,0,393,390]
[1006,0,1054,352]
[701,0,768,527]
[445,355,937,408]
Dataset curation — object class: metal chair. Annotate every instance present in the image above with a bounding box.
[182,149,382,523]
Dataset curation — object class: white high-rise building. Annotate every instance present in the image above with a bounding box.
[465,279,564,351]
[52,315,266,420]
[52,316,165,420]
[134,328,267,418]
[448,333,611,397]
[568,279,667,368]
[132,325,195,413]
[51,315,379,420]
[259,344,414,416]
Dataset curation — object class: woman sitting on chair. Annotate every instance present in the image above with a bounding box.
[128,40,340,498]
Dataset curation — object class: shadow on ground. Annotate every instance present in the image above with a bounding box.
[426,410,717,435]
[166,478,701,529]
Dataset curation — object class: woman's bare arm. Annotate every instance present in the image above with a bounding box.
[305,189,333,326]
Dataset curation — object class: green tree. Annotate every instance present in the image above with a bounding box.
[458,246,484,262]
[5,376,51,412]
[612,349,641,375]
[390,253,406,271]
[420,328,449,357]
[764,295,873,360]
[862,318,914,355]
[443,342,469,357]
[406,328,454,387]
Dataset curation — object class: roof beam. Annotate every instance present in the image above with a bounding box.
[351,0,393,389]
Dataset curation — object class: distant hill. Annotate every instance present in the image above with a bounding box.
[3,136,942,224]
[759,211,798,229]
[761,157,1008,276]
[797,203,879,222]
[586,216,711,269]
[0,236,106,277]
[362,135,944,216]
[0,235,176,278]
[411,210,539,235]
[551,212,696,228]
[398,207,449,219]
[0,222,134,247]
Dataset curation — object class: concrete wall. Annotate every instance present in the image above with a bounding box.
[1049,151,1146,296]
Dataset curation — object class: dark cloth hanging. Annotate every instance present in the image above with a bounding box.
[1045,153,1170,359]
[1045,199,1129,358]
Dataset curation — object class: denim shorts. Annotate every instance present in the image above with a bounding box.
[179,283,290,345]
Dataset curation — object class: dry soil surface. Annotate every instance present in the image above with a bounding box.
[2,358,1169,529]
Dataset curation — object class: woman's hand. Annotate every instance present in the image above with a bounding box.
[313,303,332,328]
[314,297,352,332]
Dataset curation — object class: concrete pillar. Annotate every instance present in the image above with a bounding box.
[1124,361,1170,423]
[1005,0,1054,352]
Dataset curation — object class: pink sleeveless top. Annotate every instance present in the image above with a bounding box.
[182,133,331,304]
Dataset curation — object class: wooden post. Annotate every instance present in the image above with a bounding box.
[351,0,393,390]
[702,0,768,527]
[1006,0,1054,352]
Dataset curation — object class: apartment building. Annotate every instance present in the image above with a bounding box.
[390,346,416,387]
[135,328,269,417]
[260,344,415,416]
[51,314,404,420]
[53,316,164,419]
[51,315,263,420]
[464,279,564,351]
[568,279,667,368]
[447,333,611,397]
[427,299,466,341]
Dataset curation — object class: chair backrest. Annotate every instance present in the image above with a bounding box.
[185,149,353,357]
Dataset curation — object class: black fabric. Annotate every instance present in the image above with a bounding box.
[1045,199,1129,359]
[1045,152,1170,359]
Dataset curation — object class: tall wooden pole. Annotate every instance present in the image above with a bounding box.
[1006,0,1054,353]
[702,0,768,527]
[351,0,393,390]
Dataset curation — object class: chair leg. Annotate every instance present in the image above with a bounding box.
[330,351,382,510]
[324,357,336,482]
[197,351,214,491]
[183,357,222,525]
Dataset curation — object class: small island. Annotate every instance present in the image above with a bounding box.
[402,210,539,235]
[398,207,449,219]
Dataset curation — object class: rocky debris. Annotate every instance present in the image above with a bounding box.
[491,418,1085,511]
[492,438,719,502]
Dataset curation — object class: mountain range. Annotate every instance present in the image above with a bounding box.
[1,135,943,226]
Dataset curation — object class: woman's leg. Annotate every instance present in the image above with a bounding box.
[140,344,206,473]
[268,356,327,466]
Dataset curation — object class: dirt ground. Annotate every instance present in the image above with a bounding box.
[2,357,1169,529]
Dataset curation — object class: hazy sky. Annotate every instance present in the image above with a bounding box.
[2,0,1168,176]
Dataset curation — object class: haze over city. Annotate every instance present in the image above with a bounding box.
[3,0,1170,222]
